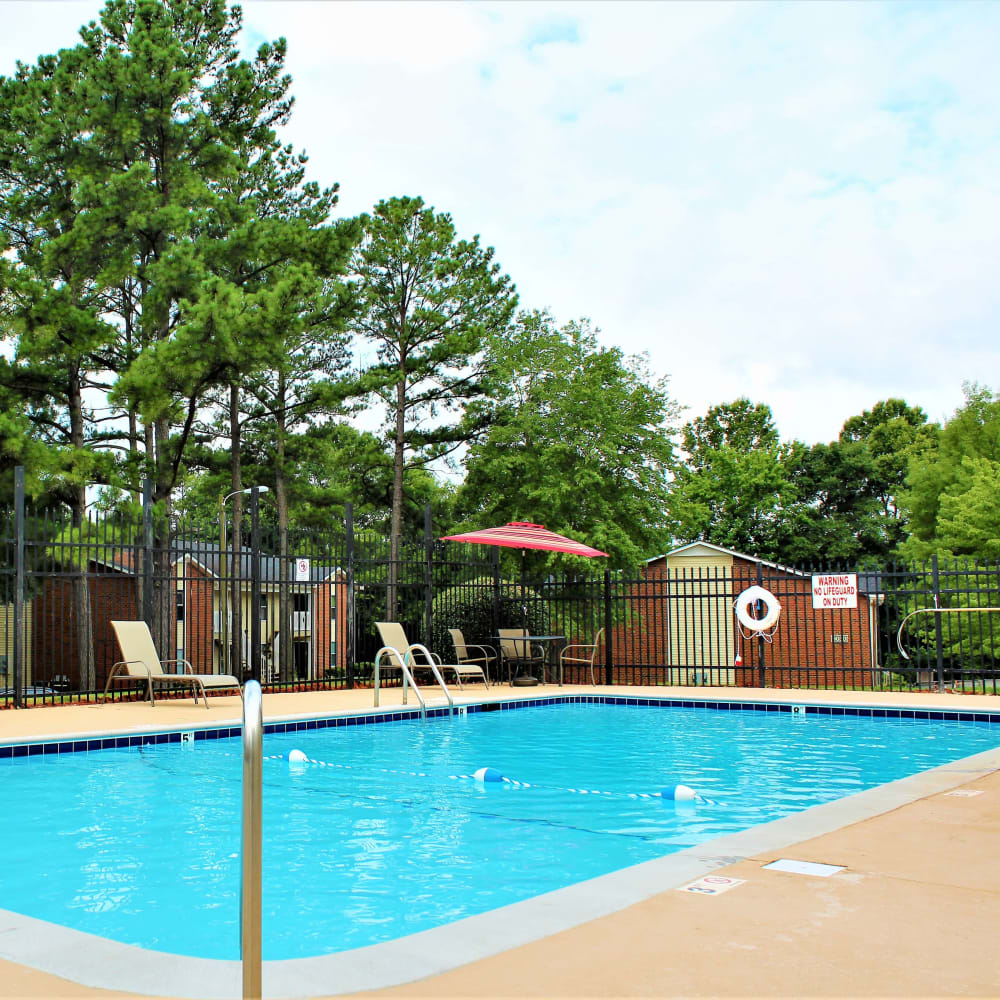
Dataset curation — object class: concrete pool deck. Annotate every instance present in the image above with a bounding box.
[2,684,1000,999]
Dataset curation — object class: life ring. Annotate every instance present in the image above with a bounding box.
[734,585,781,632]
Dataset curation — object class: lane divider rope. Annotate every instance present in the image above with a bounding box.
[273,751,716,803]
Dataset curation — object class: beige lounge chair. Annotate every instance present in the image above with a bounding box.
[497,627,547,684]
[448,628,497,684]
[558,628,606,686]
[375,622,488,689]
[105,620,243,708]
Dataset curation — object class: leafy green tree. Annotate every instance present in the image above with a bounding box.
[770,439,878,564]
[902,383,1000,560]
[774,400,933,565]
[669,399,798,559]
[0,39,125,516]
[2,0,360,660]
[350,195,517,615]
[457,310,679,571]
[683,398,779,455]
[0,40,130,687]
[838,398,934,554]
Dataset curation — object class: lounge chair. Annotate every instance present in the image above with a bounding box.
[558,628,605,686]
[497,627,547,684]
[448,628,497,685]
[375,622,488,689]
[105,620,243,708]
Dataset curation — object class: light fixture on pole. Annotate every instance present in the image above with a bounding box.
[219,487,269,676]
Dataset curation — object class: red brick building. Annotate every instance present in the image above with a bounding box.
[610,542,882,689]
[26,545,348,692]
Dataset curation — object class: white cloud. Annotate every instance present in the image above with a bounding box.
[2,0,998,444]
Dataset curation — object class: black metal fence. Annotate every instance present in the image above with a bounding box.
[2,473,999,707]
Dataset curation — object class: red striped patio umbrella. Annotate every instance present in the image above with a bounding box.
[440,521,609,558]
[440,522,609,633]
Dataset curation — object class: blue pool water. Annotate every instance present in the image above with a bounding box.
[2,702,998,960]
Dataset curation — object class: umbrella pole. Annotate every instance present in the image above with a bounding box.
[520,548,527,634]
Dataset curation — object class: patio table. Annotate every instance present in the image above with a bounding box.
[493,634,566,686]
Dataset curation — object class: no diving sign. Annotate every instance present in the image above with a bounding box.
[295,557,311,582]
[678,875,745,895]
[812,573,858,610]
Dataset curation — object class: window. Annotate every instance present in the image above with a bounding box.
[176,589,185,623]
[259,594,268,620]
[293,592,309,613]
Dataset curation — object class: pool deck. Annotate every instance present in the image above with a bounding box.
[2,683,1000,1000]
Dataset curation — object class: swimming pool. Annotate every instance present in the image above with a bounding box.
[2,698,999,964]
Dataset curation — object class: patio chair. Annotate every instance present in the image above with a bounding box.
[558,628,606,686]
[105,620,243,708]
[448,628,497,685]
[375,622,488,690]
[497,627,547,685]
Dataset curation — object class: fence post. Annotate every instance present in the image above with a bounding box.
[756,560,766,687]
[932,553,945,690]
[423,504,433,647]
[345,503,355,689]
[141,479,153,624]
[603,569,613,686]
[12,466,24,709]
[250,488,261,683]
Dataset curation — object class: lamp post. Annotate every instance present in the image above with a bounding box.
[219,487,268,677]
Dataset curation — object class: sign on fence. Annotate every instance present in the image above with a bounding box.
[295,558,311,582]
[811,573,858,610]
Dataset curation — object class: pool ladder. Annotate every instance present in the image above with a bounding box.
[373,643,455,717]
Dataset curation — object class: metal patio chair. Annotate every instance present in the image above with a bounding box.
[558,628,606,686]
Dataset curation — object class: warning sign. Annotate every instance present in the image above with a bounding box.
[295,557,311,582]
[811,573,858,610]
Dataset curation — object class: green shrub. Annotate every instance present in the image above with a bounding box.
[430,576,550,658]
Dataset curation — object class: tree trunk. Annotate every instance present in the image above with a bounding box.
[276,373,291,683]
[68,374,96,691]
[388,374,406,621]
[229,383,244,680]
[149,414,173,658]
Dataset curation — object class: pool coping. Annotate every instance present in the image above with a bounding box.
[2,694,1000,998]
[4,691,1000,757]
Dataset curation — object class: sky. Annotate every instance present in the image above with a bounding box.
[2,0,999,445]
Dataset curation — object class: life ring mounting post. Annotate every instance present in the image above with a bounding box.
[734,585,781,633]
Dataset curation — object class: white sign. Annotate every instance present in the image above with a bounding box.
[811,573,858,610]
[295,557,311,582]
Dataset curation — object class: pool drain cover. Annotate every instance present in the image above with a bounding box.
[763,859,845,877]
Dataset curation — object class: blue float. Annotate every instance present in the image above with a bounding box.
[473,766,505,783]
[661,784,697,801]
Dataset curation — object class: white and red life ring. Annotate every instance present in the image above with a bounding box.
[734,585,781,632]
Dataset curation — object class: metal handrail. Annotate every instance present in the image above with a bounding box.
[374,644,425,711]
[241,680,263,1000]
[373,644,453,717]
[896,606,1000,659]
[404,642,454,714]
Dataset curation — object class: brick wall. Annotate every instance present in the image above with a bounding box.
[608,556,878,689]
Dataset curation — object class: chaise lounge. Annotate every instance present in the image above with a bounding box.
[105,620,244,708]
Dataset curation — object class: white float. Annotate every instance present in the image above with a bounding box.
[734,585,781,632]
[473,766,505,783]
[661,784,697,801]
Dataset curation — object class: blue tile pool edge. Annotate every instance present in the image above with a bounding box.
[4,693,1000,758]
[2,739,999,1000]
